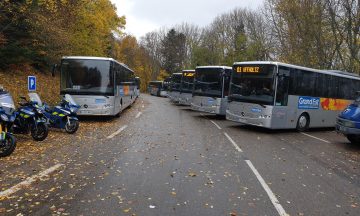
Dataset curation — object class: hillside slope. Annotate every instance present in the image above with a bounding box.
[0,65,60,106]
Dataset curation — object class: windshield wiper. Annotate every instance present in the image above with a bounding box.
[257,103,266,108]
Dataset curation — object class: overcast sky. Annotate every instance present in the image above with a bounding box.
[110,0,264,39]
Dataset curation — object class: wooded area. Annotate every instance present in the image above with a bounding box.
[141,0,360,79]
[1,0,359,87]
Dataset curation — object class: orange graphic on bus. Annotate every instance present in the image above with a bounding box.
[320,98,350,111]
[123,86,129,95]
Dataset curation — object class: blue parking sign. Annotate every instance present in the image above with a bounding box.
[28,76,36,91]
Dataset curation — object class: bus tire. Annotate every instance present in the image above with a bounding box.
[296,113,310,131]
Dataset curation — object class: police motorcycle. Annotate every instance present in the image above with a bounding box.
[41,94,80,134]
[0,87,17,157]
[13,93,49,141]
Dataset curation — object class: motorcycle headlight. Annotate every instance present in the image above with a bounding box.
[1,114,9,121]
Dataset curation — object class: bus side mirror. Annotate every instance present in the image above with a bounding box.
[51,64,58,77]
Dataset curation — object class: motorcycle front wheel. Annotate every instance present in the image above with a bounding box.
[0,133,16,157]
[65,119,79,134]
[31,123,48,141]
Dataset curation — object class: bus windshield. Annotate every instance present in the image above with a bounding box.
[181,73,194,93]
[230,64,276,105]
[60,59,113,95]
[193,68,222,97]
[149,82,163,88]
[171,75,182,91]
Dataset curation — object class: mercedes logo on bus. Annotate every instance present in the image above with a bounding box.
[84,104,88,109]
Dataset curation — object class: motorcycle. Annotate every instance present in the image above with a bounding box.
[0,89,16,157]
[12,93,49,141]
[41,94,80,134]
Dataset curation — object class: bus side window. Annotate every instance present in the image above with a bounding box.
[276,67,290,106]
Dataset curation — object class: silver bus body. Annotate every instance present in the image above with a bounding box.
[226,61,360,129]
[169,73,182,103]
[179,93,192,106]
[191,96,228,115]
[60,56,136,116]
[179,70,195,106]
[191,66,232,115]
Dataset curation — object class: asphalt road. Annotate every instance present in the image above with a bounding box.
[0,94,359,216]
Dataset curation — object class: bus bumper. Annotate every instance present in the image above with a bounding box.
[226,109,272,128]
[179,93,192,106]
[191,102,219,114]
[77,106,114,116]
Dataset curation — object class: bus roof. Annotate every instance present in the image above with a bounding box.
[196,66,232,70]
[233,61,360,80]
[62,56,134,73]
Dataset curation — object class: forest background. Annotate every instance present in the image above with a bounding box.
[0,0,359,103]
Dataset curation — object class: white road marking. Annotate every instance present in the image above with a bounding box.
[135,112,142,119]
[300,132,330,143]
[210,120,222,130]
[107,125,128,139]
[224,132,243,152]
[245,160,288,216]
[0,163,64,198]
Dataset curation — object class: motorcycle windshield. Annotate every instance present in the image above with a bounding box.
[65,94,78,106]
[0,93,15,114]
[28,93,42,106]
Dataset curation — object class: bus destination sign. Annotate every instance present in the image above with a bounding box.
[184,72,195,77]
[235,66,260,73]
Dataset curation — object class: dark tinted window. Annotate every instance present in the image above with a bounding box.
[61,59,113,95]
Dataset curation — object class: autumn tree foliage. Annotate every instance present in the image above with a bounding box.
[142,1,360,74]
[0,0,125,69]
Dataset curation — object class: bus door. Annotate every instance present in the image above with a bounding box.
[272,66,290,129]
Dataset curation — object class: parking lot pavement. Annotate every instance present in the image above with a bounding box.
[0,94,359,215]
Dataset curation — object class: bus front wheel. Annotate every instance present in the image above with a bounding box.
[296,113,309,131]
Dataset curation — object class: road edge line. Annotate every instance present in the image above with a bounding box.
[224,132,243,152]
[0,163,64,198]
[107,125,128,139]
[245,160,288,216]
[300,132,330,143]
[210,120,222,130]
[135,112,142,119]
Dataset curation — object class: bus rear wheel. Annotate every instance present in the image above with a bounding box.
[296,113,309,132]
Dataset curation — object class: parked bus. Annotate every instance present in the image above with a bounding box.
[60,56,136,116]
[179,70,195,106]
[135,76,141,98]
[168,73,182,103]
[226,61,360,130]
[163,77,172,97]
[191,66,232,115]
[148,81,165,97]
